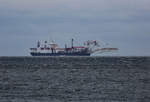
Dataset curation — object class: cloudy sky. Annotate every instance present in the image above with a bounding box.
[0,0,150,56]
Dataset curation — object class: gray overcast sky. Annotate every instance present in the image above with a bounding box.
[0,0,150,56]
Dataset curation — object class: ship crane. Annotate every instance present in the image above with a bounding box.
[84,40,118,54]
[91,48,118,54]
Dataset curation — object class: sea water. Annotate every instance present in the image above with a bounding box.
[0,57,150,102]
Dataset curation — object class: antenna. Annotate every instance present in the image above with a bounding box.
[37,41,40,48]
[49,32,54,42]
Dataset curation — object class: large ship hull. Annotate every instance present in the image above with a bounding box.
[30,52,91,56]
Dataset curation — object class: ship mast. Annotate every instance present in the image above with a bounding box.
[71,38,74,48]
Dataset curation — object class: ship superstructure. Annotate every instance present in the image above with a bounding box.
[30,39,118,56]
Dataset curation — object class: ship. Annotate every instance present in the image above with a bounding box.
[30,39,118,56]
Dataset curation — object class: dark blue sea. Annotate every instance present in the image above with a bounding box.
[0,57,150,102]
